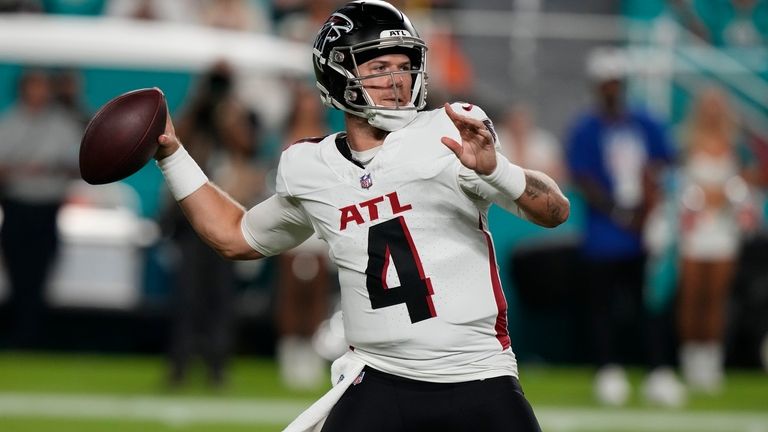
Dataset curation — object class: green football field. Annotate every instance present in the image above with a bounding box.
[0,353,766,432]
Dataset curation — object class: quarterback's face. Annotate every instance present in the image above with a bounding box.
[357,53,413,108]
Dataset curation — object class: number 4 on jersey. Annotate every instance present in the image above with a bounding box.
[365,216,436,323]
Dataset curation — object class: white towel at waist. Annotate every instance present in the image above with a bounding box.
[283,350,365,432]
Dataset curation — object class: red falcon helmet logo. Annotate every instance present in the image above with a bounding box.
[313,13,354,71]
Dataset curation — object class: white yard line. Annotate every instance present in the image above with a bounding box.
[0,392,766,431]
[539,407,768,432]
[0,393,310,426]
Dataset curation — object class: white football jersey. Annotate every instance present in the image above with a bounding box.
[249,103,524,382]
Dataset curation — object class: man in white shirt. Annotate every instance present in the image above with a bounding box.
[154,1,569,430]
[0,69,81,349]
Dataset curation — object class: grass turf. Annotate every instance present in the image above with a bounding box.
[0,352,325,399]
[0,352,766,432]
[0,417,284,432]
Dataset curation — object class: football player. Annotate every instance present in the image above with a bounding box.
[155,1,569,430]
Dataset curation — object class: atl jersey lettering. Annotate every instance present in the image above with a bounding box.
[273,104,519,382]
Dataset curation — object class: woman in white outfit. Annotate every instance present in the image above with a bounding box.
[677,87,759,394]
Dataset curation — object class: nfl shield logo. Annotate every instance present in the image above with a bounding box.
[359,173,373,189]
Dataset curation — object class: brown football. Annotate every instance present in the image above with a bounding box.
[79,87,166,185]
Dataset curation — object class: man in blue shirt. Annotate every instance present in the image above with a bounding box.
[565,48,684,407]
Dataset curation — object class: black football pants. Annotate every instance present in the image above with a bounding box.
[321,366,542,432]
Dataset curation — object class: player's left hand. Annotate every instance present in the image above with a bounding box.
[440,103,497,176]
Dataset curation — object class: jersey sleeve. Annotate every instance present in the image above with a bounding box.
[240,194,315,256]
[275,148,292,198]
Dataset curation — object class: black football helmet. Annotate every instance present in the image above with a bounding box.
[312,0,428,129]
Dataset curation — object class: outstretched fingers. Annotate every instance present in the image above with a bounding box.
[444,102,462,122]
[441,103,498,174]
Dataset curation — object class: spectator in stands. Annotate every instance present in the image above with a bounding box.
[274,80,334,390]
[564,48,685,407]
[0,68,82,349]
[163,61,263,389]
[677,86,760,394]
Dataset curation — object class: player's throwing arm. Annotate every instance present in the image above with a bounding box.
[441,103,569,228]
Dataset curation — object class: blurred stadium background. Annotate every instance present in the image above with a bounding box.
[0,0,767,431]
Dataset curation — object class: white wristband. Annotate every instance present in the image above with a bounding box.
[479,160,526,200]
[156,146,208,201]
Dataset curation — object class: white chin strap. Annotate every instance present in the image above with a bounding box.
[364,107,418,131]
